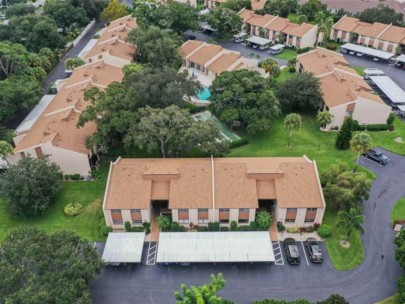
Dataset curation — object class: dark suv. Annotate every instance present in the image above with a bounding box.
[284,238,300,265]
[305,238,323,263]
[363,149,390,165]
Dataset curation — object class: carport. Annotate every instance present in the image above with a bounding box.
[340,43,394,60]
[369,76,405,105]
[246,36,271,47]
[102,232,145,264]
[396,54,405,64]
[156,232,275,263]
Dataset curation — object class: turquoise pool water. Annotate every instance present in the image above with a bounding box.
[196,86,211,101]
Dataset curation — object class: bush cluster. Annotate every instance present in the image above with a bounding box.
[64,174,82,180]
[325,43,337,50]
[208,222,220,231]
[63,203,83,217]
[317,224,332,238]
[297,47,312,54]
[98,210,112,237]
[229,138,249,149]
[277,221,285,232]
[351,120,390,131]
[286,227,300,233]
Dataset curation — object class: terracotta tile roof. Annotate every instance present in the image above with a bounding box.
[251,0,266,10]
[84,38,136,62]
[247,11,277,27]
[282,22,316,37]
[355,22,389,38]
[333,16,361,32]
[186,44,224,66]
[104,157,325,210]
[206,52,241,74]
[379,25,405,44]
[238,8,256,23]
[178,40,205,58]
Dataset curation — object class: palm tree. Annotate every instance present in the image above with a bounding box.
[261,58,280,81]
[314,12,334,44]
[0,141,13,166]
[336,208,365,245]
[350,132,372,172]
[284,113,302,148]
[156,215,171,232]
[298,14,308,25]
[287,57,297,69]
[316,111,333,129]
[65,57,85,71]
[255,211,273,229]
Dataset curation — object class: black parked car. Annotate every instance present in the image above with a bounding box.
[363,149,390,165]
[305,238,323,263]
[284,238,300,265]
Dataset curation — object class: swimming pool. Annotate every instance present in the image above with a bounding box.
[196,86,211,101]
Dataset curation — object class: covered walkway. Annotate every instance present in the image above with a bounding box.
[156,232,275,263]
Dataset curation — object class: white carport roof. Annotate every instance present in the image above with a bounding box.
[246,35,271,46]
[102,232,145,263]
[397,105,405,112]
[370,76,405,104]
[156,232,275,263]
[341,43,394,60]
[396,54,405,63]
[270,44,285,51]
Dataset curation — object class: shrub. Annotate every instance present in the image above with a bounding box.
[286,227,300,233]
[387,113,395,127]
[297,47,311,54]
[99,217,106,228]
[325,43,337,50]
[131,226,144,232]
[236,225,250,231]
[299,227,306,233]
[198,226,208,232]
[179,226,187,232]
[220,226,230,231]
[314,223,321,230]
[230,221,238,231]
[256,211,272,229]
[125,221,132,232]
[64,174,70,180]
[143,222,151,234]
[170,222,181,232]
[397,275,405,304]
[305,225,314,233]
[229,138,249,149]
[288,67,296,73]
[249,221,258,231]
[100,226,112,236]
[277,221,285,232]
[97,209,104,219]
[317,224,332,238]
[70,174,81,181]
[208,222,220,231]
[63,203,83,217]
[366,124,388,131]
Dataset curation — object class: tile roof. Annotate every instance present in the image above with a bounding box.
[206,52,241,74]
[178,40,205,58]
[251,0,266,10]
[186,44,224,66]
[104,157,325,210]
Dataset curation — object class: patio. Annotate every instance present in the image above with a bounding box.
[179,66,213,87]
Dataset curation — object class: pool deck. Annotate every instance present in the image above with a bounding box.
[179,66,213,87]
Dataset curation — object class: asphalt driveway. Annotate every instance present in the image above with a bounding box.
[91,148,405,304]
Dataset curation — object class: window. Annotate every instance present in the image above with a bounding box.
[285,219,295,223]
[238,219,248,224]
[178,219,189,224]
[198,219,209,224]
[132,220,142,224]
[111,209,123,225]
[307,208,317,212]
[219,219,229,224]
[305,208,317,223]
[239,208,249,212]
[178,209,188,213]
[304,218,315,223]
[199,208,208,213]
[113,220,123,224]
[287,208,297,212]
[198,208,208,223]
[131,209,141,213]
[219,208,229,212]
[285,208,297,223]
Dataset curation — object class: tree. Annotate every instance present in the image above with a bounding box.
[0,140,13,166]
[350,132,372,172]
[287,56,297,72]
[0,156,62,218]
[255,211,273,229]
[44,0,89,33]
[200,7,242,37]
[210,69,280,135]
[175,274,231,304]
[357,4,403,26]
[124,105,228,157]
[276,72,323,111]
[5,3,35,18]
[222,0,252,11]
[316,111,333,129]
[260,0,298,18]
[0,226,103,304]
[65,56,85,70]
[127,26,182,68]
[317,294,349,304]
[336,208,365,244]
[69,0,108,20]
[101,0,128,23]
[321,162,371,211]
[0,76,43,124]
[261,58,280,82]
[297,14,308,24]
[335,118,352,150]
[156,215,171,232]
[166,1,199,34]
[314,12,334,44]
[284,113,302,148]
[396,230,405,270]
[0,15,66,52]
[299,0,327,21]
[133,1,167,28]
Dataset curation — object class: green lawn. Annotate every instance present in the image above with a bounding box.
[276,49,298,60]
[391,198,405,224]
[322,208,364,271]
[376,294,400,304]
[352,65,365,76]
[287,13,300,23]
[0,165,109,241]
[275,68,294,83]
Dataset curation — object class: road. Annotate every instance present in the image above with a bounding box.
[90,147,405,304]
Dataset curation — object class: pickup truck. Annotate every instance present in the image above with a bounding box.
[362,149,390,165]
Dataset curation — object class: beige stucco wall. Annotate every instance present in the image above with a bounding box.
[86,53,131,68]
[352,98,391,125]
[327,103,349,129]
[278,207,324,227]
[300,25,318,48]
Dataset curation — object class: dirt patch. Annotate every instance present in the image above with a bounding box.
[395,137,403,143]
[340,240,351,248]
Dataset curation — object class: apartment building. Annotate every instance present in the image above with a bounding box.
[205,0,266,10]
[8,15,137,176]
[297,48,391,129]
[103,157,326,230]
[179,40,265,85]
[238,9,318,49]
[330,15,405,54]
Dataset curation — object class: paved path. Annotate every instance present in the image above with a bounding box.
[91,148,405,304]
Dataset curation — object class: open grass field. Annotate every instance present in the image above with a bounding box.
[276,49,298,60]
[391,198,405,224]
[322,209,364,271]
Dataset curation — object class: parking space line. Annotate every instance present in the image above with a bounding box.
[146,242,158,266]
[272,241,284,266]
[361,156,384,167]
[300,241,309,266]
